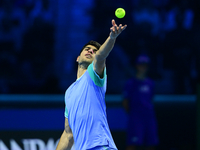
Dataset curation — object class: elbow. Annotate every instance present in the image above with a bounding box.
[68,134,73,142]
[68,133,74,147]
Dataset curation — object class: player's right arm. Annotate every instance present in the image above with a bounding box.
[93,19,127,77]
[56,118,74,150]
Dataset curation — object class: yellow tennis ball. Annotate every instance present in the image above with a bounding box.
[115,8,126,19]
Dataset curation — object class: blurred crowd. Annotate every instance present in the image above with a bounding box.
[92,0,200,94]
[0,0,58,94]
[0,0,200,94]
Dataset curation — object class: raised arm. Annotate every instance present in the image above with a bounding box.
[56,118,74,150]
[94,19,127,76]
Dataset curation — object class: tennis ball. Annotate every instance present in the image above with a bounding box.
[115,8,126,19]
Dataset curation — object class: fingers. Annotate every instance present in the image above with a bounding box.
[110,26,116,33]
[111,19,127,31]
[110,24,117,33]
[110,24,127,34]
[112,19,119,32]
[110,26,118,34]
[118,24,122,33]
[121,25,127,31]
[115,25,117,33]
[110,19,127,39]
[112,19,116,26]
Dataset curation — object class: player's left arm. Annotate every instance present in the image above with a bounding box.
[94,19,127,77]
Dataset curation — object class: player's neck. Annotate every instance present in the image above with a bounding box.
[136,72,146,80]
[77,64,87,79]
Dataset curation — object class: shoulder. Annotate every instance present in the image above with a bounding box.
[87,61,107,87]
[65,81,76,93]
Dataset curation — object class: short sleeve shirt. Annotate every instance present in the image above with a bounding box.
[64,62,117,150]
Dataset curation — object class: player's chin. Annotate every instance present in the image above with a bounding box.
[85,57,94,61]
[83,58,93,64]
[87,59,93,64]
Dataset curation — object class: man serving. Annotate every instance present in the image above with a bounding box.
[56,19,127,150]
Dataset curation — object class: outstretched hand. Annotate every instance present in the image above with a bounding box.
[110,19,127,39]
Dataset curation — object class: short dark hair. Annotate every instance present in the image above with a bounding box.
[80,40,101,55]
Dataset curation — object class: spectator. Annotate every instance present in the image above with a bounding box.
[0,0,25,50]
[164,5,194,94]
[132,0,161,36]
[123,55,159,150]
[163,0,194,32]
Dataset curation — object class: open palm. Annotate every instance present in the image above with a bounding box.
[110,19,127,39]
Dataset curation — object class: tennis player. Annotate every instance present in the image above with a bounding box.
[56,19,127,150]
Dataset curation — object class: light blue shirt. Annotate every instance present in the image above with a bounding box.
[64,62,117,150]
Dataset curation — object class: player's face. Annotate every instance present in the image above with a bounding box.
[77,45,98,64]
[136,64,148,74]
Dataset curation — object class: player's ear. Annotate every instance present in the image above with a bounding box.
[76,56,79,62]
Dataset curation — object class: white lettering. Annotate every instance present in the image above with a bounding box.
[22,139,30,150]
[1,138,59,150]
[29,139,45,150]
[46,138,57,150]
[10,140,22,150]
[0,140,9,150]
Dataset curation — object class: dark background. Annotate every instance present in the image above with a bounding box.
[0,0,199,149]
[0,0,199,95]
